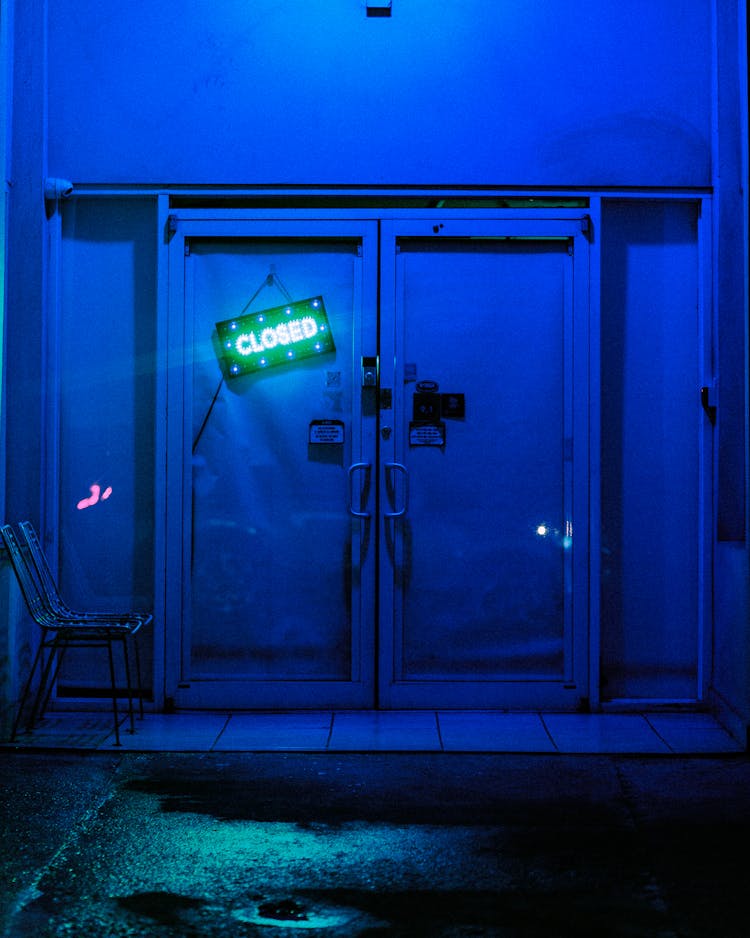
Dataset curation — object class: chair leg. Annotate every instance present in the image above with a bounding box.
[10,638,46,740]
[36,640,69,723]
[107,639,121,746]
[133,635,144,719]
[121,637,135,735]
[27,639,63,732]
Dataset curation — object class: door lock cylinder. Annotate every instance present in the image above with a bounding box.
[362,356,379,388]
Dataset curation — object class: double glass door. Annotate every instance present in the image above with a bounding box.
[165,215,590,709]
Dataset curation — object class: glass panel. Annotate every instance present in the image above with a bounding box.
[169,196,589,210]
[397,240,571,679]
[600,200,700,699]
[187,239,360,680]
[57,198,157,692]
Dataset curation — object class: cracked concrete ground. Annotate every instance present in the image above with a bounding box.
[2,752,749,936]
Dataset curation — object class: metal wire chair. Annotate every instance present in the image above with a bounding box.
[17,521,152,633]
[18,520,150,719]
[1,523,148,746]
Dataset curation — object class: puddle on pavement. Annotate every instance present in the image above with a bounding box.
[233,895,377,930]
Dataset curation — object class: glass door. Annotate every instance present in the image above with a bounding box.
[378,219,591,708]
[165,214,591,710]
[166,220,379,707]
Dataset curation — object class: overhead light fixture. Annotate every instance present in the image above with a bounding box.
[366,1,392,17]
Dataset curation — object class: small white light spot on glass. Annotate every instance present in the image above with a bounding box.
[536,524,548,537]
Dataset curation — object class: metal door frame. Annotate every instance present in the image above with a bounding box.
[377,217,593,709]
[163,217,380,707]
[159,208,596,710]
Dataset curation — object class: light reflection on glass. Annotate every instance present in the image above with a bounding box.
[535,521,573,548]
[76,483,112,511]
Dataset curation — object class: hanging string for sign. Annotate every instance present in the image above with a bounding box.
[192,269,292,454]
[238,268,293,316]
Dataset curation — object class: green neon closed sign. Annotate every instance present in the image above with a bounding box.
[216,296,335,377]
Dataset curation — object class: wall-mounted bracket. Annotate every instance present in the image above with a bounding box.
[700,383,717,423]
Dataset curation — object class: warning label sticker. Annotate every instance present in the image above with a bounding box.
[409,422,446,447]
[309,420,345,444]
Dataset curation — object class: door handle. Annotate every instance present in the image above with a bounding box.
[384,462,409,518]
[347,462,371,518]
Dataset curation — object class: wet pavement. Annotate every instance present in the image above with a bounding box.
[2,750,749,936]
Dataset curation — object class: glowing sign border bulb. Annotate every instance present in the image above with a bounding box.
[216,296,334,377]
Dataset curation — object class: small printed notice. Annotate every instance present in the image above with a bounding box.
[309,419,345,444]
[409,421,446,447]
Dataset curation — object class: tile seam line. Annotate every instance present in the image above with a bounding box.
[325,712,335,750]
[538,713,560,752]
[208,713,233,752]
[642,713,676,754]
[434,710,445,751]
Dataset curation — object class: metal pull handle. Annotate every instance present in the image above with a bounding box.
[384,462,409,518]
[347,462,371,518]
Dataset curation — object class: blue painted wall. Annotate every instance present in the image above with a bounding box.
[711,0,749,739]
[2,1,748,729]
[46,0,711,186]
[1,0,46,734]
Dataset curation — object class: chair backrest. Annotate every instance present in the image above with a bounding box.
[17,521,67,616]
[17,520,151,632]
[0,524,58,627]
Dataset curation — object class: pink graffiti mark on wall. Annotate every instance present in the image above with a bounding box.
[76,484,113,511]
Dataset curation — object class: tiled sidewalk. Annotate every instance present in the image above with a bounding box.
[2,709,743,754]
